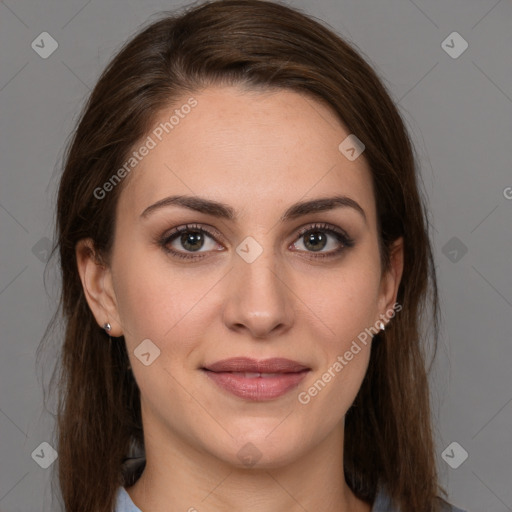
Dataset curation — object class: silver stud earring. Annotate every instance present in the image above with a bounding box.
[103,322,112,332]
[378,321,385,331]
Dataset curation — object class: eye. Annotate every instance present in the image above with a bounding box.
[158,222,355,261]
[290,223,354,259]
[159,224,224,260]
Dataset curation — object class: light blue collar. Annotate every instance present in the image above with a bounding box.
[115,484,465,512]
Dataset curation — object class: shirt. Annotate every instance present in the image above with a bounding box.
[114,485,468,512]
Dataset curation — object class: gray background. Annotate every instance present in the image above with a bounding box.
[1,0,511,511]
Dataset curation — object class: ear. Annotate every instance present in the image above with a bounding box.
[75,238,123,337]
[377,237,404,325]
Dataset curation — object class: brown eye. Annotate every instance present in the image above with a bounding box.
[303,230,328,252]
[291,223,354,259]
[177,230,206,252]
[159,224,224,260]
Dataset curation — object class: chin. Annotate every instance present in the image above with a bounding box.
[216,429,309,470]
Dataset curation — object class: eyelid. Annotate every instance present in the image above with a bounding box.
[160,223,225,244]
[293,222,352,242]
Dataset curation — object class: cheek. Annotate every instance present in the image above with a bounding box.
[297,323,374,427]
[307,260,382,343]
[300,259,380,399]
[114,263,205,403]
[312,348,371,428]
[111,250,178,351]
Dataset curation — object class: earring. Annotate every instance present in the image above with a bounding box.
[378,321,385,331]
[103,322,112,332]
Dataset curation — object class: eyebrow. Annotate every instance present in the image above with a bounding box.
[140,194,367,224]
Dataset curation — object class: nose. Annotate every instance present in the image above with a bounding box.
[222,245,295,339]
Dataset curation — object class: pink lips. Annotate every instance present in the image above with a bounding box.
[202,357,310,401]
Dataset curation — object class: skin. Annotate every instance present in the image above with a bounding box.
[76,85,403,512]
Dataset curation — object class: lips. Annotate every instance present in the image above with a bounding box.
[203,357,310,373]
[202,357,310,401]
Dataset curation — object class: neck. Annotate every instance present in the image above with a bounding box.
[127,420,371,512]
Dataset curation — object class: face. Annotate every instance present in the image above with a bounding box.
[78,85,403,469]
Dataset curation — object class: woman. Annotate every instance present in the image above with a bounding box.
[47,0,468,511]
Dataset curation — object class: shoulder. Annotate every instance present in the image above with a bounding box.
[371,485,468,512]
[114,487,143,512]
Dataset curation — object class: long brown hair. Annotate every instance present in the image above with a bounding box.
[41,0,446,510]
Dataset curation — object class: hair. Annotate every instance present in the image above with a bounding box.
[40,0,447,510]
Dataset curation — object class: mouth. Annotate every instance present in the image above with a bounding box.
[201,357,311,401]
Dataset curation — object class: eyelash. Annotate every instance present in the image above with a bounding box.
[158,222,355,261]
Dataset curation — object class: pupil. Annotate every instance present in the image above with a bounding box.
[182,231,203,251]
[305,231,326,252]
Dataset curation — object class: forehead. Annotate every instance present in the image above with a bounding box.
[117,85,376,226]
